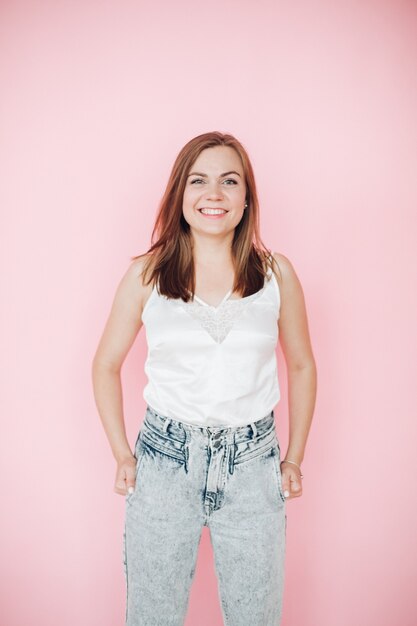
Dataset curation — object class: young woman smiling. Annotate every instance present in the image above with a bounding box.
[92,131,317,626]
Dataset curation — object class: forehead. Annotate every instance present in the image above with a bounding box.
[190,146,243,172]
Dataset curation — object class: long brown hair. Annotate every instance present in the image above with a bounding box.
[131,131,281,301]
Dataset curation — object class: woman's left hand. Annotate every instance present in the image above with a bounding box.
[280,462,303,499]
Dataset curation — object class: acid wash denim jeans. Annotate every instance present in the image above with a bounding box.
[123,404,287,626]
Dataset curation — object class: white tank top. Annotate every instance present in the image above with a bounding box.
[141,263,281,427]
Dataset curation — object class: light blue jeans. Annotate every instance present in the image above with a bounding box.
[123,404,287,626]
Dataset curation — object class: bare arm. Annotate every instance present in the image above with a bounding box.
[91,256,149,494]
[273,252,317,498]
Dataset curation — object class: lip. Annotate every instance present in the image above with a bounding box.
[198,207,228,220]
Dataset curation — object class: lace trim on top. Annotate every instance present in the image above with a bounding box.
[178,277,270,344]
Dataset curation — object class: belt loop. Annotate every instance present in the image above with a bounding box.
[163,417,171,433]
[250,421,258,442]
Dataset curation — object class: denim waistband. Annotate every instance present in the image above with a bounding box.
[144,404,275,445]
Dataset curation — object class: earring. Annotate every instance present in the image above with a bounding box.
[244,202,248,209]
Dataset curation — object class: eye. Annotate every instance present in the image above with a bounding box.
[190,178,238,185]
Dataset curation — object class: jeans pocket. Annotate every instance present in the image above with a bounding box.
[125,443,146,504]
[140,419,186,464]
[272,444,286,504]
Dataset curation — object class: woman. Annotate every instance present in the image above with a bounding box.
[92,131,317,626]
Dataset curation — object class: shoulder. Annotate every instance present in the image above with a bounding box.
[270,251,306,299]
[127,253,153,281]
[116,253,154,314]
[270,252,297,286]
[270,251,307,312]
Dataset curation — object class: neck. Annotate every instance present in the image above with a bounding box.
[191,231,234,269]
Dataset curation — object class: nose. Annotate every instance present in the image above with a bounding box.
[204,181,224,200]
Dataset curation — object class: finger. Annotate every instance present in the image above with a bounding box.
[125,469,138,495]
[115,475,128,489]
[114,483,135,496]
[281,474,291,499]
[114,480,128,495]
[115,472,136,495]
[290,475,303,496]
[290,477,302,495]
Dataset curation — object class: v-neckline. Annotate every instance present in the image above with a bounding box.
[192,288,233,310]
[183,265,273,312]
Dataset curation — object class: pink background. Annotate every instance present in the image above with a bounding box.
[1,1,416,625]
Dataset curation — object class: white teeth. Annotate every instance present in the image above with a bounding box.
[200,208,226,215]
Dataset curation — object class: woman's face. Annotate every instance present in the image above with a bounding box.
[182,146,247,238]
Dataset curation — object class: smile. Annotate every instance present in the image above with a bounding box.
[198,208,228,217]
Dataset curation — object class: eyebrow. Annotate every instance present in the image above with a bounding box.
[187,170,241,178]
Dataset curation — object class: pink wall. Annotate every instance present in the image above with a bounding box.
[1,0,416,624]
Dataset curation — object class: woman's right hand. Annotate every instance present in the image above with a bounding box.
[114,454,138,496]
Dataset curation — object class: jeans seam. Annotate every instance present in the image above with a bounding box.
[233,428,277,465]
[140,434,185,463]
[123,525,128,623]
[144,418,185,445]
[272,446,286,504]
